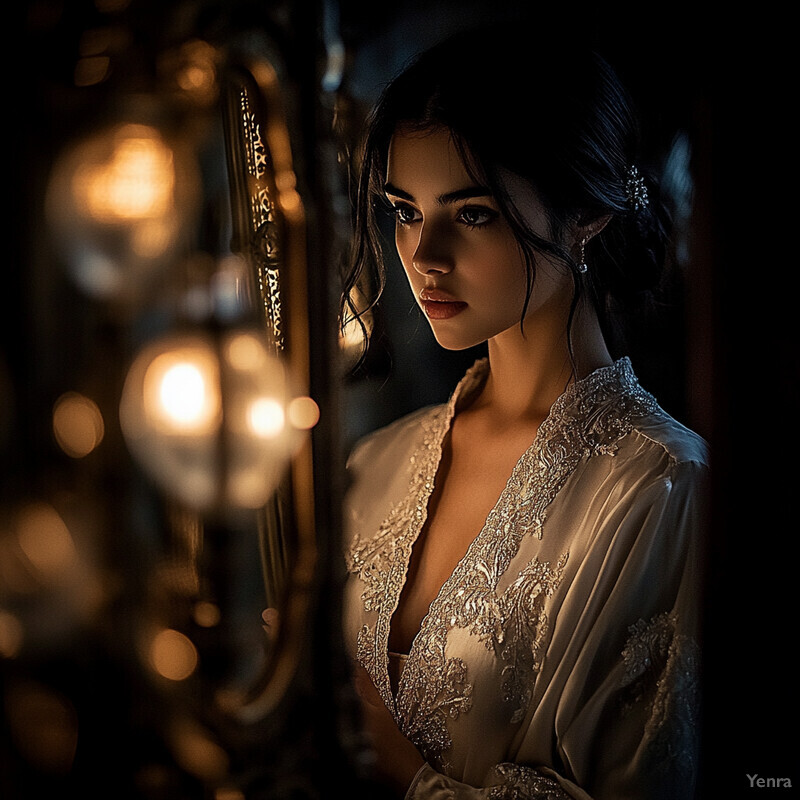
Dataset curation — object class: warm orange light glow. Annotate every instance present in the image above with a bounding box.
[227,472,274,510]
[193,600,221,628]
[4,682,79,774]
[121,329,302,511]
[16,503,78,581]
[275,169,302,216]
[169,719,229,782]
[215,789,246,800]
[52,391,105,458]
[247,397,285,439]
[130,218,175,258]
[143,349,221,435]
[160,364,207,420]
[0,609,23,658]
[150,628,198,681]
[225,332,266,371]
[73,126,175,222]
[176,41,217,96]
[46,118,200,302]
[287,396,320,430]
[180,65,207,90]
[74,56,110,87]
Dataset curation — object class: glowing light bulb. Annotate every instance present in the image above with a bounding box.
[76,128,175,222]
[46,120,199,304]
[160,363,206,423]
[247,398,285,439]
[142,349,221,436]
[120,328,307,511]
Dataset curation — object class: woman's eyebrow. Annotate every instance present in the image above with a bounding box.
[383,182,414,201]
[384,182,493,205]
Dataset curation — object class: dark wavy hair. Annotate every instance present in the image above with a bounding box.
[341,25,671,361]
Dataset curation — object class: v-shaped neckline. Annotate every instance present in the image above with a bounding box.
[390,364,543,705]
[388,357,649,707]
[348,356,656,722]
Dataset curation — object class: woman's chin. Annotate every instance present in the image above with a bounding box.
[430,330,487,352]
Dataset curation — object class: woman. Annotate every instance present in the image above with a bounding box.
[341,25,707,800]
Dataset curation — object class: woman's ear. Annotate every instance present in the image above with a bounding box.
[576,213,612,243]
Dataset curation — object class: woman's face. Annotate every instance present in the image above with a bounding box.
[384,125,574,351]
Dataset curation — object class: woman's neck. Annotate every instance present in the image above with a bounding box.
[476,300,613,425]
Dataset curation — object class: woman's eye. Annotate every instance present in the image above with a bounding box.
[457,207,497,228]
[392,204,419,226]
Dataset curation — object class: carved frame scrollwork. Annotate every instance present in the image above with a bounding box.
[220,48,316,719]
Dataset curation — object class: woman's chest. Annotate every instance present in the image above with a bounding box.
[392,530,570,767]
[390,421,540,653]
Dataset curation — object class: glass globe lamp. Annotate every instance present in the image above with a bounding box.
[119,327,311,513]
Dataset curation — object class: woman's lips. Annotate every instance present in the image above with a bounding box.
[419,288,468,320]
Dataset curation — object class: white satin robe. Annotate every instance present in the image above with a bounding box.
[343,358,708,799]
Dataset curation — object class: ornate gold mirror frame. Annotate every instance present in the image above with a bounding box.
[220,49,317,719]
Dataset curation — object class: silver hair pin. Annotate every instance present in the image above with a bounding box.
[625,165,649,212]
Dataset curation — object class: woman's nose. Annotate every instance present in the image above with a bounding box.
[411,221,454,275]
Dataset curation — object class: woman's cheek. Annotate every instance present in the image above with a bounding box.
[395,229,416,270]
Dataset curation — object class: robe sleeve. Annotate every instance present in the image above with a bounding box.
[407,761,591,799]
[404,456,707,800]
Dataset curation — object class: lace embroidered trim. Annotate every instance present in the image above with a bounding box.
[348,357,660,765]
[620,611,700,775]
[351,404,454,706]
[488,764,573,799]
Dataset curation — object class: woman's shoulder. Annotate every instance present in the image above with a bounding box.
[565,357,710,473]
[631,405,710,472]
[344,404,449,540]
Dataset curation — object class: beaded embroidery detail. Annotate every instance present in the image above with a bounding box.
[491,554,568,724]
[488,764,573,799]
[621,611,700,776]
[348,357,661,765]
[351,404,454,706]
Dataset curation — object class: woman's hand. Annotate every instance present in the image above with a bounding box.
[352,662,425,797]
